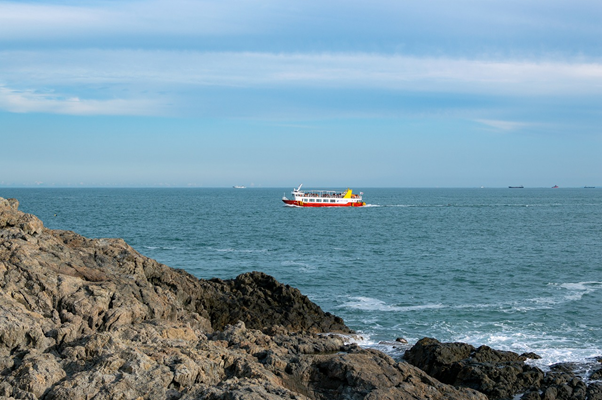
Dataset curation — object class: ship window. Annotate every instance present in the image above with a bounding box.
[309,199,314,202]
[330,199,336,203]
[316,199,321,202]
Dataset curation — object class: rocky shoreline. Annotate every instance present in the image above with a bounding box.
[0,196,600,400]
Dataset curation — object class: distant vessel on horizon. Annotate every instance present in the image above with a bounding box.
[552,185,559,189]
[509,186,524,189]
[233,185,246,189]
[584,186,595,188]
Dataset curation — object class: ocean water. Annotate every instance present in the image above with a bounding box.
[3,187,602,370]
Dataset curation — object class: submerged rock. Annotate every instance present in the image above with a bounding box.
[0,197,488,399]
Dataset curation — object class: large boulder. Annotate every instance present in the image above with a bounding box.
[205,272,349,333]
[404,337,544,399]
[404,338,602,400]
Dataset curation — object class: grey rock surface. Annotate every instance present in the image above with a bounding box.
[0,197,487,399]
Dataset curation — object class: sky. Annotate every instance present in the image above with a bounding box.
[0,0,601,188]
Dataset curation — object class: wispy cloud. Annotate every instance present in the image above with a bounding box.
[475,119,534,131]
[0,86,163,116]
[2,50,602,93]
[0,0,266,40]
[2,0,601,47]
[1,49,602,116]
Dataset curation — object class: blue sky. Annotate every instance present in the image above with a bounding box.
[1,0,600,187]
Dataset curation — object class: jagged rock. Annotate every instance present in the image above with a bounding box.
[404,338,602,400]
[404,337,545,399]
[523,352,543,360]
[0,197,493,399]
[204,272,350,333]
[403,337,474,380]
[304,349,487,399]
[550,362,580,374]
[590,368,602,380]
[587,382,602,400]
[535,370,588,400]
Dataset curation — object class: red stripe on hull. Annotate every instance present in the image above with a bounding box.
[282,199,365,207]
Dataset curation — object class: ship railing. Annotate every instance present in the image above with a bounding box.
[294,190,361,199]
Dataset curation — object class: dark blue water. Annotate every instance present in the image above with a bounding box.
[2,187,601,368]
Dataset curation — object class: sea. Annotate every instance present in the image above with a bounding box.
[2,187,601,374]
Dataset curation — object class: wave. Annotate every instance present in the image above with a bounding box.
[552,281,602,301]
[281,260,317,272]
[212,247,269,253]
[342,282,602,314]
[377,203,576,208]
[341,296,444,312]
[341,295,561,314]
[354,319,602,370]
[142,245,177,250]
[453,330,602,371]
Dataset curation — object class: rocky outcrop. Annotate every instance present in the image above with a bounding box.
[404,337,601,400]
[403,337,543,399]
[0,197,347,337]
[0,197,488,400]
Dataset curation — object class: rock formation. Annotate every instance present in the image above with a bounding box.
[0,197,487,400]
[404,337,602,400]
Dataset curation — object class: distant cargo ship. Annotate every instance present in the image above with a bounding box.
[509,186,524,189]
[233,186,246,189]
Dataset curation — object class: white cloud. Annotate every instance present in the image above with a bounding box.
[0,86,164,115]
[2,0,601,43]
[475,119,533,131]
[0,3,110,38]
[1,49,602,116]
[2,50,602,95]
[0,0,266,39]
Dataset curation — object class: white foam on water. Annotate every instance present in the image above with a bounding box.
[508,304,555,312]
[213,247,268,253]
[355,325,602,368]
[344,296,557,315]
[448,284,602,313]
[281,260,317,272]
[452,299,554,313]
[529,296,559,305]
[452,329,602,368]
[528,348,602,370]
[341,296,444,312]
[553,281,602,301]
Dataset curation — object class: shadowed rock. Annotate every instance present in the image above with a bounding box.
[404,337,602,400]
